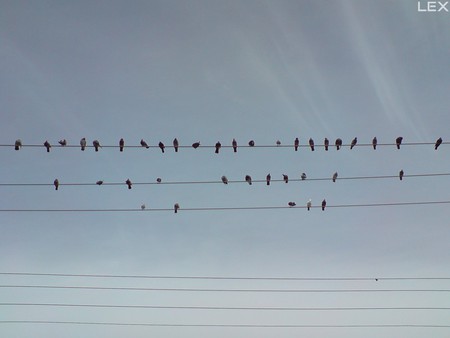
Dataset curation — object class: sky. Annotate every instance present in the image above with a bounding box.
[1,0,450,337]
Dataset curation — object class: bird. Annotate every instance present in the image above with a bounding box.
[276,140,281,146]
[192,142,200,149]
[332,172,338,182]
[283,174,288,183]
[294,137,299,151]
[53,179,59,190]
[324,138,329,151]
[350,137,357,150]
[44,140,51,152]
[80,138,87,151]
[322,199,326,211]
[335,138,342,150]
[119,138,124,152]
[266,173,271,186]
[156,178,162,183]
[245,175,252,185]
[221,176,228,184]
[307,199,312,211]
[309,138,315,151]
[248,140,255,147]
[215,141,221,154]
[93,140,101,151]
[396,136,403,149]
[301,173,307,180]
[141,204,146,210]
[58,139,67,146]
[435,137,442,150]
[372,137,377,150]
[288,202,296,207]
[14,139,22,150]
[159,141,165,153]
[399,170,404,181]
[126,179,132,189]
[174,203,180,213]
[96,180,103,185]
[140,139,150,149]
[232,138,237,153]
[173,138,179,152]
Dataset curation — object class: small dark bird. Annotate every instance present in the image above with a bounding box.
[309,138,315,151]
[332,172,338,183]
[266,173,271,186]
[232,138,237,152]
[174,203,180,213]
[399,170,404,181]
[173,138,179,152]
[80,138,86,151]
[140,139,150,149]
[119,138,124,152]
[44,141,51,152]
[372,137,377,150]
[156,178,162,183]
[96,180,103,185]
[221,176,228,184]
[435,137,442,150]
[396,137,403,149]
[324,138,329,151]
[159,141,165,153]
[141,204,146,210]
[14,139,22,150]
[288,202,296,207]
[283,174,288,183]
[322,199,326,211]
[126,179,132,189]
[294,138,299,151]
[58,139,67,146]
[350,137,357,150]
[301,173,307,180]
[93,140,100,152]
[276,140,281,146]
[245,175,252,185]
[215,141,221,154]
[248,140,255,147]
[53,179,59,190]
[335,138,342,150]
[307,199,312,211]
[192,142,200,149]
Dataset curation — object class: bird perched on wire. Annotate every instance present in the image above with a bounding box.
[322,199,326,211]
[435,137,442,150]
[248,140,255,147]
[372,137,377,150]
[173,138,179,152]
[96,180,103,185]
[215,141,221,154]
[80,138,87,151]
[58,139,67,146]
[283,174,288,183]
[156,178,162,183]
[14,139,22,151]
[332,172,338,183]
[192,142,200,149]
[324,138,329,151]
[53,179,59,190]
[140,139,150,149]
[174,203,180,213]
[266,173,271,186]
[294,138,299,151]
[276,140,281,146]
[44,141,51,152]
[245,175,252,185]
[126,179,132,189]
[221,176,228,184]
[301,173,307,180]
[288,202,296,207]
[307,199,312,211]
[396,137,403,149]
[159,141,165,153]
[350,137,357,150]
[309,138,315,151]
[399,170,404,181]
[335,138,342,150]
[141,204,146,210]
[232,139,237,152]
[119,138,124,152]
[93,140,101,152]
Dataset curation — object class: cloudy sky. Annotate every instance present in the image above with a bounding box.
[1,0,449,337]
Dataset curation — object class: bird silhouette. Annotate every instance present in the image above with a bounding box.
[126,179,132,189]
[140,139,150,149]
[215,141,221,154]
[435,137,442,150]
[221,176,228,184]
[96,180,103,185]
[332,172,338,182]
[141,204,146,210]
[288,202,296,207]
[396,137,403,149]
[248,140,255,147]
[399,170,404,181]
[119,138,124,152]
[58,139,67,146]
[301,173,307,180]
[276,140,281,146]
[159,141,165,153]
[309,138,315,151]
[232,139,238,152]
[372,137,377,150]
[335,138,342,150]
[80,138,86,151]
[294,138,299,151]
[350,137,357,150]
[53,179,59,190]
[93,140,101,152]
[322,199,326,211]
[173,138,179,152]
[324,138,329,151]
[156,178,162,183]
[14,139,22,150]
[44,141,51,152]
[245,175,252,185]
[266,173,271,185]
[307,199,312,211]
[283,174,288,183]
[192,142,200,149]
[174,203,180,213]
